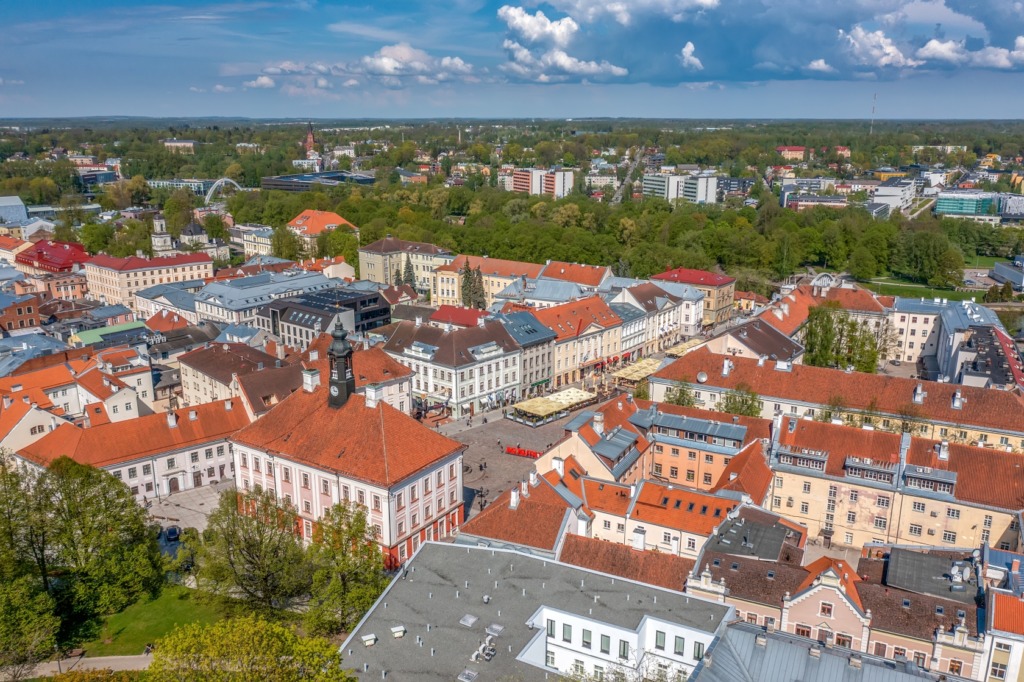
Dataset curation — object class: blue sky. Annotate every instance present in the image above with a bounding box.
[1,0,1023,118]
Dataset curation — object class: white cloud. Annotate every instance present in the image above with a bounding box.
[545,0,718,26]
[916,38,967,63]
[916,35,1024,68]
[501,39,627,80]
[244,75,276,88]
[806,58,835,72]
[497,5,579,47]
[188,86,206,93]
[314,76,331,88]
[440,56,473,74]
[326,21,405,42]
[678,41,703,70]
[212,84,235,93]
[840,25,922,68]
[361,43,434,75]
[342,78,360,87]
[0,78,25,86]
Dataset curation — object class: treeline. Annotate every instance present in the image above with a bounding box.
[226,183,1024,291]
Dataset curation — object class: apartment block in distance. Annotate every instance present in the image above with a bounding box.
[84,253,213,309]
[512,168,574,198]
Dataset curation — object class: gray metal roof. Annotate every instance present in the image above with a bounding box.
[492,311,556,348]
[647,279,704,302]
[693,623,965,682]
[893,297,1002,332]
[590,425,640,462]
[629,407,746,443]
[608,301,646,324]
[195,271,332,311]
[341,543,730,681]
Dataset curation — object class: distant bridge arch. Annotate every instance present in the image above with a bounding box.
[204,177,245,204]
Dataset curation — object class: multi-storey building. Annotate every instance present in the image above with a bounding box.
[432,255,543,308]
[231,328,465,565]
[240,226,274,257]
[253,287,390,349]
[17,399,249,503]
[533,297,622,388]
[193,270,335,324]
[286,209,358,252]
[649,346,1024,448]
[15,241,91,275]
[358,236,453,295]
[491,310,556,398]
[873,178,916,215]
[652,267,734,328]
[610,282,704,356]
[178,343,280,406]
[83,253,213,309]
[381,318,522,418]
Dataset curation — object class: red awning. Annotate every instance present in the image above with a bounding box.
[613,355,620,362]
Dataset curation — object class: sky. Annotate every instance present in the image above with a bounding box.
[1,0,1023,119]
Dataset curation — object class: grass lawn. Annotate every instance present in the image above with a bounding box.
[82,585,223,657]
[964,254,1007,269]
[864,280,979,302]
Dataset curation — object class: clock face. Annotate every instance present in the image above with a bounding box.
[329,385,339,397]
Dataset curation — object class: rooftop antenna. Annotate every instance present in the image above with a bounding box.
[869,93,877,137]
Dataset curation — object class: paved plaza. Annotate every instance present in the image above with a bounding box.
[148,479,233,534]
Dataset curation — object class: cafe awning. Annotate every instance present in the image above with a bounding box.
[612,357,663,383]
[512,397,564,418]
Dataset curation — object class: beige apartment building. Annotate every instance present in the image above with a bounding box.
[432,255,543,308]
[651,267,736,328]
[533,297,622,388]
[178,343,279,406]
[84,253,213,309]
[358,236,453,296]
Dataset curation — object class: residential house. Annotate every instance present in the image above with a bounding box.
[178,342,279,406]
[286,209,357,252]
[83,253,213,310]
[533,297,623,388]
[0,235,31,264]
[610,282,704,356]
[358,236,454,295]
[432,255,544,308]
[652,268,735,328]
[492,310,557,398]
[703,319,805,364]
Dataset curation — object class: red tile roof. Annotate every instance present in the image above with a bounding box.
[992,592,1024,634]
[15,241,90,273]
[430,305,489,328]
[628,481,734,535]
[457,477,572,552]
[655,346,1024,435]
[809,285,888,315]
[86,253,211,271]
[776,146,806,152]
[710,441,772,503]
[287,210,356,236]
[435,255,543,279]
[19,399,250,468]
[532,296,622,342]
[559,535,693,591]
[796,557,863,611]
[756,287,816,336]
[0,235,29,251]
[652,267,735,287]
[735,290,769,304]
[178,343,278,385]
[231,372,462,487]
[145,310,190,332]
[350,346,413,387]
[579,478,632,516]
[540,261,611,287]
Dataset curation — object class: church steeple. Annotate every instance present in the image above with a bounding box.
[328,325,355,408]
[304,122,317,154]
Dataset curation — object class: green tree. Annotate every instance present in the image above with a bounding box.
[0,576,60,681]
[663,381,697,407]
[633,379,650,401]
[402,255,414,289]
[161,189,194,238]
[271,226,303,261]
[847,246,877,281]
[720,383,761,417]
[193,490,311,613]
[472,266,486,309]
[303,504,388,637]
[149,616,353,682]
[202,214,228,241]
[460,259,474,308]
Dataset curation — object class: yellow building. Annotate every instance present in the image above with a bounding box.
[431,255,543,308]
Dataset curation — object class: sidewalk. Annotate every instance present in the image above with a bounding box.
[33,654,152,676]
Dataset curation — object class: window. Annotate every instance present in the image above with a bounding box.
[704,454,714,464]
[321,480,329,495]
[674,636,685,656]
[546,619,555,638]
[835,634,852,648]
[820,602,833,617]
[893,647,906,659]
[990,663,1007,680]
[593,665,604,681]
[302,473,310,489]
[582,629,592,649]
[849,490,858,502]
[873,642,887,657]
[909,524,922,536]
[545,650,555,667]
[985,515,994,528]
[847,512,856,524]
[601,634,610,654]
[373,495,381,511]
[670,466,678,478]
[693,642,704,660]
[142,464,152,475]
[912,501,925,513]
[190,452,199,464]
[775,476,783,487]
[603,520,611,530]
[795,624,811,638]
[303,500,312,513]
[572,660,584,675]
[947,507,960,519]
[874,517,887,530]
[618,640,629,659]
[283,468,290,483]
[655,631,665,650]
[562,623,571,642]
[876,496,890,508]
[166,457,175,469]
[802,482,811,493]
[942,530,957,543]
[996,642,1013,653]
[800,502,809,514]
[948,660,962,675]
[128,466,137,479]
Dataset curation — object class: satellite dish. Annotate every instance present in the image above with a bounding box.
[697,371,708,384]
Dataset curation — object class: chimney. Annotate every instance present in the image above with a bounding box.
[529,470,539,487]
[520,479,529,498]
[509,487,521,510]
[302,368,321,393]
[415,316,422,327]
[552,457,564,478]
[722,358,732,377]
[365,384,381,409]
[224,399,233,411]
[167,411,178,428]
[938,440,949,461]
[189,410,198,421]
[1,396,10,409]
[477,316,486,328]
[593,411,604,436]
[1013,559,1020,573]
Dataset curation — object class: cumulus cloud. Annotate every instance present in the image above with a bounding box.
[678,41,703,70]
[545,0,718,26]
[916,35,1024,68]
[212,84,235,93]
[840,25,922,68]
[257,44,475,88]
[501,39,627,81]
[806,58,835,72]
[244,75,276,88]
[498,5,579,47]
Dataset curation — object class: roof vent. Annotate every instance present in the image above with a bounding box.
[390,625,406,639]
[809,646,821,659]
[457,671,479,682]
[361,634,377,647]
[459,614,478,628]
[755,634,767,647]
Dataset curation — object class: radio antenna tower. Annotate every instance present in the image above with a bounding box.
[869,93,877,137]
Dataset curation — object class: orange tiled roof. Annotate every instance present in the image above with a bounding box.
[351,346,412,387]
[435,255,543,279]
[735,290,768,304]
[992,592,1024,634]
[0,235,29,251]
[0,364,77,393]
[19,399,250,468]
[145,310,190,332]
[628,481,734,535]
[710,440,772,503]
[286,210,357,236]
[460,477,573,552]
[532,296,622,342]
[559,535,693,591]
[796,556,863,611]
[231,374,462,487]
[756,287,816,336]
[580,478,632,516]
[540,261,611,287]
[655,346,1024,435]
[74,366,127,401]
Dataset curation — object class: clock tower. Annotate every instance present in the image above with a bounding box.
[328,325,355,408]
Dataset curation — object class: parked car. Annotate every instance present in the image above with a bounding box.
[165,526,181,543]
